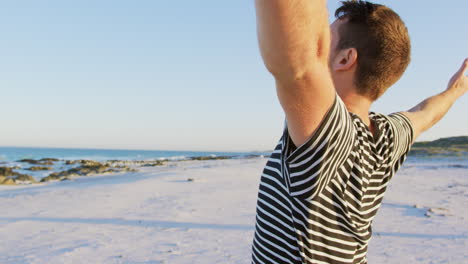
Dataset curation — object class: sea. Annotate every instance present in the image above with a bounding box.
[0,146,467,182]
[0,146,268,163]
[404,155,468,170]
[0,147,271,182]
[0,146,467,167]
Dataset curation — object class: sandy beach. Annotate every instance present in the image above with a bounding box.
[0,157,467,264]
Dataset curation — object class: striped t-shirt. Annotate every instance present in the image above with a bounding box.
[251,94,413,264]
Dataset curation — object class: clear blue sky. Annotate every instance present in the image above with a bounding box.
[0,0,467,151]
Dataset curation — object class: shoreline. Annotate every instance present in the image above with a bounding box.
[2,152,468,186]
[0,154,267,186]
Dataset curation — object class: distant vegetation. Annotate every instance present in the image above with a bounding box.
[409,136,468,157]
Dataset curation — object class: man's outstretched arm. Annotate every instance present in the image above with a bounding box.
[255,0,335,147]
[402,59,468,141]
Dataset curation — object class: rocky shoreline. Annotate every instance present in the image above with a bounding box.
[0,155,265,185]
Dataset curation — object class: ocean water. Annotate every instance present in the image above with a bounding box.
[0,147,271,182]
[0,146,467,166]
[0,146,466,167]
[0,147,466,183]
[405,155,468,169]
[0,146,267,163]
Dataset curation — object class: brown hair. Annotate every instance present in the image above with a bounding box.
[335,0,411,100]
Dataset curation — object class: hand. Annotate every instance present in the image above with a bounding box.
[447,58,468,96]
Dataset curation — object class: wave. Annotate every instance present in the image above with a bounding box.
[403,163,468,170]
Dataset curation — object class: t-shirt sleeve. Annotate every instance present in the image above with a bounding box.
[387,112,414,170]
[282,94,355,200]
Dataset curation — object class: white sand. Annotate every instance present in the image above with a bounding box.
[0,158,467,264]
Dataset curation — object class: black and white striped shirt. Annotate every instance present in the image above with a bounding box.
[251,95,413,264]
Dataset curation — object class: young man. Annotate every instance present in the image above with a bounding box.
[251,1,467,263]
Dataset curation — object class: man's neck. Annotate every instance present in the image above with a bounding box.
[339,92,374,130]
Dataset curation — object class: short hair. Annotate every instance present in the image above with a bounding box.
[334,1,411,101]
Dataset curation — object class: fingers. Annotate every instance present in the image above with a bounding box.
[461,58,468,75]
[454,58,468,78]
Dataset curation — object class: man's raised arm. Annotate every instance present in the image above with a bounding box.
[402,59,468,141]
[255,0,335,147]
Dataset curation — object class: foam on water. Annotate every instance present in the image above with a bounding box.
[404,155,468,170]
[0,146,267,163]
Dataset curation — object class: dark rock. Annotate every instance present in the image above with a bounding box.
[0,167,35,184]
[17,159,39,164]
[39,158,59,162]
[0,167,17,176]
[187,178,195,182]
[80,164,111,175]
[27,166,53,171]
[65,160,102,166]
[40,175,60,182]
[40,160,137,183]
[43,162,113,180]
[17,159,53,165]
[80,160,103,166]
[41,171,74,182]
[190,156,231,161]
[14,174,36,183]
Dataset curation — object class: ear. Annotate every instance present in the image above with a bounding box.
[333,48,357,71]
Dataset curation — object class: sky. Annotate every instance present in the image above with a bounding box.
[0,0,467,152]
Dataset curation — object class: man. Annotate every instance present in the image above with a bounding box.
[251,0,467,263]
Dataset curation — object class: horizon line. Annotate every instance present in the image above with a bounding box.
[1,135,466,154]
[0,144,272,154]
